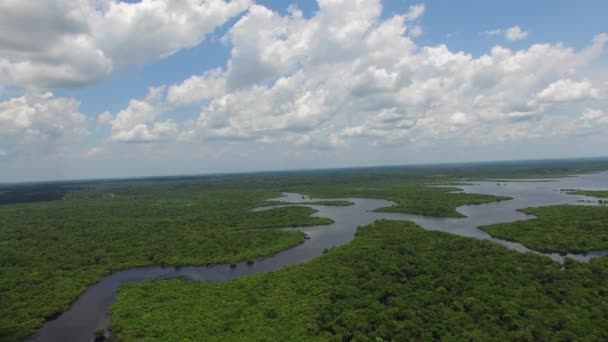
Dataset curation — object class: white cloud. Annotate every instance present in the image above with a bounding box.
[581,108,607,122]
[106,1,608,150]
[0,92,87,156]
[505,26,528,41]
[100,86,179,143]
[534,79,599,104]
[223,0,385,89]
[483,25,528,42]
[0,0,251,90]
[94,0,251,66]
[409,26,423,37]
[97,111,113,124]
[575,108,608,132]
[166,68,226,107]
[484,29,503,37]
[539,108,608,138]
[448,112,473,126]
[0,92,86,137]
[405,4,425,21]
[111,121,178,143]
[340,107,417,145]
[2,1,608,182]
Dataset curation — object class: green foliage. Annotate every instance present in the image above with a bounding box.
[480,205,608,253]
[110,220,608,341]
[292,184,510,217]
[3,160,608,340]
[0,189,331,341]
[567,190,608,198]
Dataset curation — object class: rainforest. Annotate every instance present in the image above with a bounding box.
[2,159,608,342]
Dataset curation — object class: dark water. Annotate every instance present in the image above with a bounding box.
[29,172,608,342]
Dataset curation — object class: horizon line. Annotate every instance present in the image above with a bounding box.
[2,155,608,186]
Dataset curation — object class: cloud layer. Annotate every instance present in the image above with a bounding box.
[0,0,249,162]
[484,25,529,42]
[105,0,607,150]
[1,0,607,180]
[0,92,87,158]
[0,0,250,90]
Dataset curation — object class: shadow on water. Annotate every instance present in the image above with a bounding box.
[29,172,608,342]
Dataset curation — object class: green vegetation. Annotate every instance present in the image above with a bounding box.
[0,188,330,341]
[0,168,510,341]
[111,220,608,341]
[2,159,608,340]
[566,189,608,198]
[293,184,510,218]
[480,205,608,253]
[483,179,555,183]
[373,189,510,217]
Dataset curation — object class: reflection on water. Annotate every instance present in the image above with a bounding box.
[30,171,608,342]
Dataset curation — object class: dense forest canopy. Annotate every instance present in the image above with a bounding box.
[2,159,608,341]
[481,205,608,253]
[111,220,608,341]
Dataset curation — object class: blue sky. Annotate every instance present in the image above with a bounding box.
[1,0,607,182]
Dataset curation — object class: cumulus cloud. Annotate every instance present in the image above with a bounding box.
[166,68,227,107]
[505,26,528,41]
[484,25,528,42]
[0,93,86,137]
[111,121,178,143]
[0,0,250,90]
[405,4,425,21]
[99,86,178,143]
[448,112,473,126]
[581,108,607,122]
[0,92,87,156]
[538,108,608,138]
[97,111,113,124]
[575,108,608,132]
[107,0,608,149]
[534,79,599,104]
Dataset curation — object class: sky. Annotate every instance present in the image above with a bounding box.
[1,0,607,182]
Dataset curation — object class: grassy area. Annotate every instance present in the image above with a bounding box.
[566,190,608,199]
[482,179,556,183]
[111,220,608,341]
[480,205,608,253]
[0,188,331,341]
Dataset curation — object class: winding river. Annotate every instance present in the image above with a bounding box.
[29,172,608,342]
